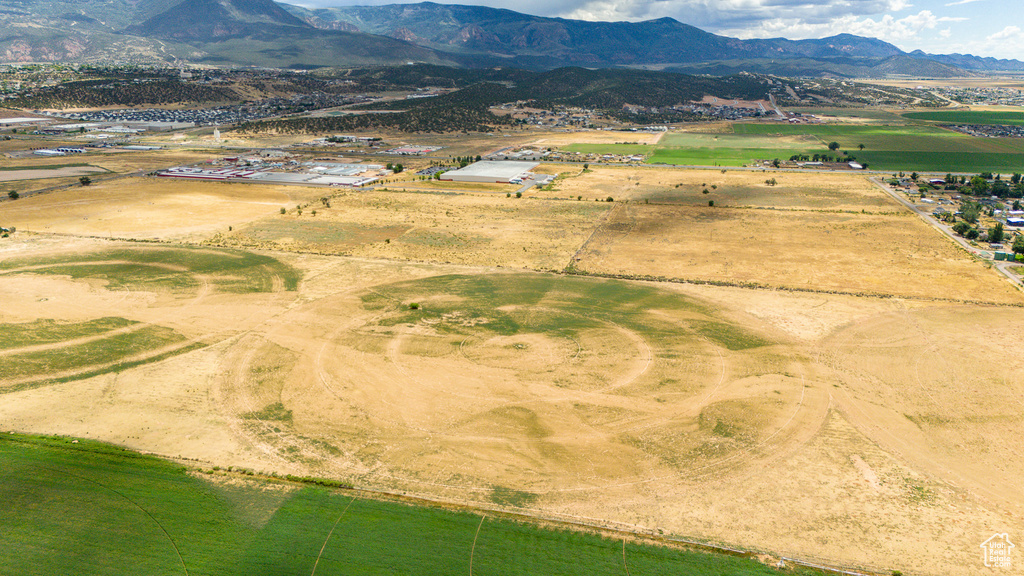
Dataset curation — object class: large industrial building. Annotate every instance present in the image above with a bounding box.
[440,161,539,184]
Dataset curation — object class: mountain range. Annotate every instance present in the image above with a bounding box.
[1,0,1022,76]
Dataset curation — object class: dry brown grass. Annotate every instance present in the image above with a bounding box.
[575,203,1024,303]
[536,167,898,212]
[0,177,296,240]
[218,189,608,270]
[0,237,1019,576]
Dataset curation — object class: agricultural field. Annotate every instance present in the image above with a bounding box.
[1,237,1020,575]
[733,122,1024,172]
[0,177,305,241]
[645,131,822,167]
[902,109,1024,126]
[2,120,1024,576]
[573,202,1023,303]
[216,189,608,270]
[536,167,899,212]
[1,434,803,576]
[0,164,109,182]
[0,242,298,393]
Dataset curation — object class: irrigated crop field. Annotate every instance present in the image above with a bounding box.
[568,120,1024,172]
[2,434,805,576]
[732,122,1024,172]
[1,126,1022,576]
[902,109,1024,126]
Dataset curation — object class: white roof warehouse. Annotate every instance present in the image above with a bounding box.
[440,161,540,184]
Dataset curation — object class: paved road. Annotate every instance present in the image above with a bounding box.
[868,176,1022,287]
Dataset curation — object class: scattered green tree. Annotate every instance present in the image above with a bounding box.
[7,191,18,200]
[1012,234,1024,255]
[79,176,92,186]
[970,175,990,196]
[989,222,1004,243]
[828,141,840,151]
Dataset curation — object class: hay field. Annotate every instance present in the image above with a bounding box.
[574,203,1024,303]
[0,238,1020,575]
[2,150,214,174]
[0,177,301,241]
[537,167,899,212]
[0,165,108,182]
[219,189,608,270]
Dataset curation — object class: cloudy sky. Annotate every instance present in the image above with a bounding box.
[302,0,1024,60]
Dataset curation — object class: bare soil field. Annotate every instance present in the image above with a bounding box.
[1,149,215,174]
[216,189,608,270]
[574,203,1024,303]
[0,237,1019,576]
[0,177,298,241]
[535,167,899,212]
[0,165,108,182]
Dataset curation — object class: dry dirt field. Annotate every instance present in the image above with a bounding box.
[575,202,1024,303]
[0,236,1020,576]
[216,188,608,271]
[0,165,108,182]
[536,166,899,212]
[0,177,302,241]
[1,140,1022,576]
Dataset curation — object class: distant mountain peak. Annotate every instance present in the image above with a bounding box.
[130,0,311,41]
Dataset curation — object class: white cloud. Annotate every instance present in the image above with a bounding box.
[944,0,983,5]
[558,0,918,27]
[718,10,965,45]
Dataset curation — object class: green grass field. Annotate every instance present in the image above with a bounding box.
[0,317,136,350]
[0,325,189,380]
[361,273,770,353]
[903,110,1024,126]
[726,123,1024,171]
[0,246,301,293]
[0,433,817,576]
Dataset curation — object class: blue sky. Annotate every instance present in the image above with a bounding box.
[298,0,1024,60]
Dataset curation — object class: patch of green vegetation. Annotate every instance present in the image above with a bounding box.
[489,485,540,508]
[689,320,772,351]
[2,434,814,576]
[242,220,410,248]
[399,229,489,248]
[0,325,190,382]
[903,110,1024,126]
[241,402,293,423]
[362,274,706,336]
[0,246,300,293]
[728,122,1024,171]
[0,317,137,350]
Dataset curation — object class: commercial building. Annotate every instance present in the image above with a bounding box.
[440,161,540,184]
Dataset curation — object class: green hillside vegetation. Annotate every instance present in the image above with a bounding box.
[0,433,818,576]
[240,67,774,134]
[11,80,240,108]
